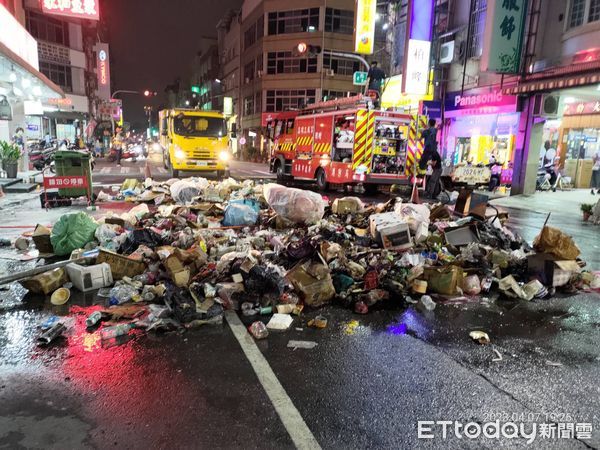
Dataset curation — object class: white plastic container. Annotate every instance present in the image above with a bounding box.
[66,263,113,292]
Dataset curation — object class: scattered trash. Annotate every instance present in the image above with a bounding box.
[249,321,269,340]
[418,295,436,311]
[50,287,70,305]
[287,340,318,350]
[307,315,328,329]
[545,360,563,367]
[492,348,503,362]
[266,313,293,331]
[38,322,66,345]
[469,330,491,345]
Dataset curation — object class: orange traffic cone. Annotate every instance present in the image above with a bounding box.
[144,160,152,179]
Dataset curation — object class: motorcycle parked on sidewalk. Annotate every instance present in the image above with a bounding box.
[106,143,142,163]
[29,140,57,173]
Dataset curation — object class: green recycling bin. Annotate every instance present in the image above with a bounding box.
[53,150,93,198]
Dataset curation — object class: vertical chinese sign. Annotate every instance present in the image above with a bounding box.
[402,0,435,96]
[354,0,377,54]
[481,0,528,73]
[41,0,100,21]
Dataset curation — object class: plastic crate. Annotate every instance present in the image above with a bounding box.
[54,150,93,197]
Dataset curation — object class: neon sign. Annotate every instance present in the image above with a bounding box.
[42,0,99,21]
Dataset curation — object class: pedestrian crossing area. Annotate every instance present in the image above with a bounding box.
[97,166,169,175]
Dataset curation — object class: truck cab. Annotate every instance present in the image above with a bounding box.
[159,109,232,178]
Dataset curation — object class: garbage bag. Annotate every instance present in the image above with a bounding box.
[222,200,260,227]
[170,178,209,204]
[263,183,325,224]
[533,226,580,260]
[121,229,163,254]
[50,212,98,256]
[394,202,431,233]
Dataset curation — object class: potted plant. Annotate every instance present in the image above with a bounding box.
[0,141,21,178]
[581,203,593,222]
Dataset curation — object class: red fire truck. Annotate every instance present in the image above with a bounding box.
[268,95,423,192]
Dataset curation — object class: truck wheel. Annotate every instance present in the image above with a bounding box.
[316,168,329,191]
[363,184,379,195]
[275,160,285,183]
[169,163,179,178]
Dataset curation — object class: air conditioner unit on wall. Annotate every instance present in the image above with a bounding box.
[533,94,560,118]
[325,69,335,77]
[439,41,455,64]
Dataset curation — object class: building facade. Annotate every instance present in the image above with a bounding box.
[22,0,106,143]
[433,0,600,195]
[0,0,63,151]
[237,0,379,159]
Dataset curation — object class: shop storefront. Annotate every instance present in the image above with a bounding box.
[442,87,520,186]
[541,97,600,188]
[0,3,64,162]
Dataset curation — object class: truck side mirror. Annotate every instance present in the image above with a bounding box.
[231,123,237,138]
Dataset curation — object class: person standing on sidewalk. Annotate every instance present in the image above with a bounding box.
[592,150,600,195]
[419,119,442,199]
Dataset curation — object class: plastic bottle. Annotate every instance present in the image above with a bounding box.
[249,321,269,340]
[419,295,436,311]
[100,323,135,340]
[85,311,103,327]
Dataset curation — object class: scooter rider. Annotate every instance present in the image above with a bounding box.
[113,126,124,166]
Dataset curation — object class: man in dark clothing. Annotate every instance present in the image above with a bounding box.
[366,61,386,93]
[419,119,442,198]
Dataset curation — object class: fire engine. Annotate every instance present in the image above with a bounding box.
[267,95,426,192]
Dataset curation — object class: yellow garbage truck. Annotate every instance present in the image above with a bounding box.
[159,109,232,178]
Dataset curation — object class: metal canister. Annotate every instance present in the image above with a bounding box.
[85,311,103,327]
[38,323,66,345]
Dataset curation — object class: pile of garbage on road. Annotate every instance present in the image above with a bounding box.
[4,176,599,345]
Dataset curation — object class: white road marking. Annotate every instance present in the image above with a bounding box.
[225,311,321,450]
[120,166,128,174]
[251,170,272,175]
[100,167,110,174]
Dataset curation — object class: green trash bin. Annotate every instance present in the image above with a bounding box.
[54,151,93,198]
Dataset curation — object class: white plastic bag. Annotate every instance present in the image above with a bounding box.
[263,184,325,224]
[394,202,431,233]
[170,178,209,204]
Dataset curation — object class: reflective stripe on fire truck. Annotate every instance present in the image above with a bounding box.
[297,136,314,147]
[405,115,428,177]
[278,143,296,152]
[313,142,331,153]
[352,109,375,172]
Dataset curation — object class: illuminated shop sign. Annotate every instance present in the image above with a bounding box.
[444,88,518,117]
[42,0,99,21]
[354,0,377,54]
[402,0,434,95]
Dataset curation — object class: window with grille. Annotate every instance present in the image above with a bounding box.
[267,8,320,35]
[244,96,255,116]
[569,0,586,27]
[588,0,600,22]
[244,16,264,50]
[324,8,354,34]
[265,89,317,112]
[267,52,318,74]
[26,10,70,47]
[39,62,72,91]
[323,51,360,76]
[467,0,486,59]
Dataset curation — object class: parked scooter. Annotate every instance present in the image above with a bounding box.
[106,143,141,163]
[487,162,503,191]
[29,140,57,172]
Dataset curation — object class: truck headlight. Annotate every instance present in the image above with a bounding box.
[219,150,231,162]
[174,147,186,160]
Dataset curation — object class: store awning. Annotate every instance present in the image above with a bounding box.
[503,60,600,95]
[0,40,64,99]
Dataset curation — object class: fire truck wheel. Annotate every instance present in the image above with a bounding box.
[316,168,329,191]
[275,160,285,183]
[363,184,379,195]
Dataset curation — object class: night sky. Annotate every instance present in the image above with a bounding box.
[104,0,241,128]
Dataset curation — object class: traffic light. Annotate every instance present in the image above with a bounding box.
[144,90,157,97]
[295,42,322,57]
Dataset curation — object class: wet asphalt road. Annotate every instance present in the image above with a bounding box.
[0,190,599,448]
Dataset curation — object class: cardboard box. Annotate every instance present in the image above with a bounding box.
[527,254,580,287]
[444,224,479,247]
[96,249,146,280]
[19,268,67,295]
[32,224,53,254]
[286,261,335,307]
[66,263,113,292]
[369,212,412,250]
